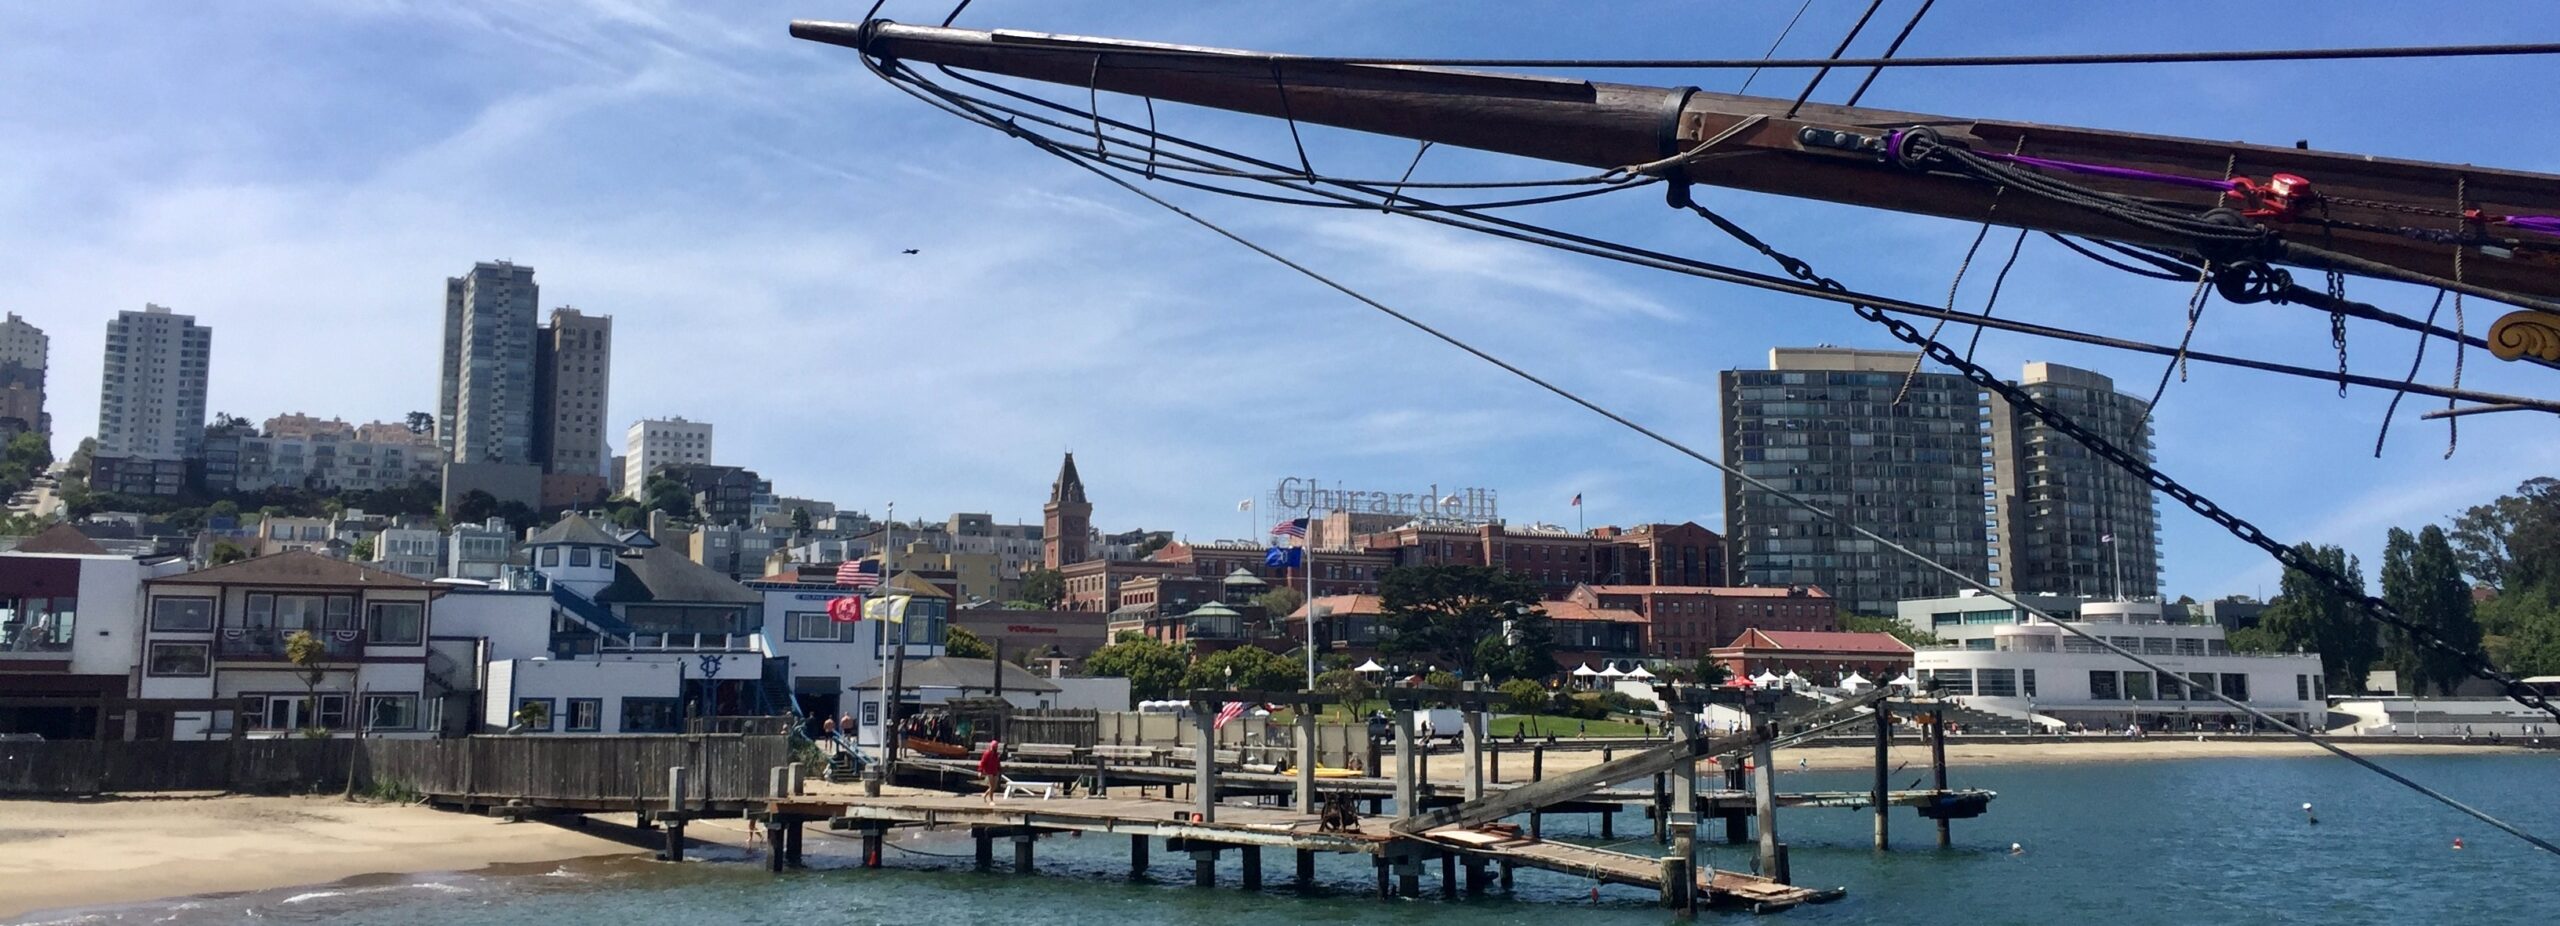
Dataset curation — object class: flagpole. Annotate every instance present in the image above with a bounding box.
[881,503,899,776]
[1304,519,1316,693]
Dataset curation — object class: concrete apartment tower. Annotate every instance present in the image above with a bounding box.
[534,307,612,476]
[438,261,539,465]
[97,305,210,460]
[1987,362,2162,600]
[1719,347,1990,615]
[622,417,712,495]
[0,312,47,440]
[1041,452,1091,570]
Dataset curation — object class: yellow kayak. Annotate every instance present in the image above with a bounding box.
[1312,766,1360,779]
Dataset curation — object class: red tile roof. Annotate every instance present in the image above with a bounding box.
[1541,599,1646,623]
[1720,629,1911,655]
[1583,584,1830,598]
[1289,594,1384,619]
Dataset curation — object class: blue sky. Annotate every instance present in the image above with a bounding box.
[4,1,2557,600]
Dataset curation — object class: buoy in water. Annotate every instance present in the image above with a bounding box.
[2008,842,2024,856]
[2302,802,2318,825]
[2453,838,2465,850]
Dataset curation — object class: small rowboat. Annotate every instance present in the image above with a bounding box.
[904,737,972,759]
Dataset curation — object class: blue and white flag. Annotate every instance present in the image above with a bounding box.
[1265,546,1303,569]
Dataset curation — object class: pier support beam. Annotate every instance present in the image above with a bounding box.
[974,827,993,872]
[1193,703,1219,823]
[1931,706,1952,850]
[1669,701,1699,915]
[1296,848,1316,887]
[660,765,689,863]
[1723,765,1748,844]
[766,819,786,872]
[1659,855,1691,909]
[1753,712,1782,882]
[1872,702,1892,851]
[1499,859,1514,891]
[1240,845,1262,890]
[1014,833,1036,874]
[1295,703,1317,814]
[1393,708,1416,820]
[1396,858,1420,898]
[1130,835,1149,878]
[1464,857,1490,894]
[1192,848,1218,888]
[785,818,805,868]
[1652,772,1669,844]
[862,830,884,869]
[1461,699,1484,802]
[1440,853,1456,901]
[1373,857,1392,900]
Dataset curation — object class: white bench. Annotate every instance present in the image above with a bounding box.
[1003,776,1059,799]
[1014,743,1080,761]
[1092,745,1158,764]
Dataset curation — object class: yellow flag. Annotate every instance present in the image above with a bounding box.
[863,595,909,624]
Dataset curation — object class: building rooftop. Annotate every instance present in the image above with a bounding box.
[1718,629,1913,655]
[150,549,441,590]
[526,513,625,547]
[1584,584,1829,598]
[596,545,761,605]
[852,656,1061,694]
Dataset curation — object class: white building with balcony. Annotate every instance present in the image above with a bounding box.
[1897,592,2327,730]
[136,551,444,738]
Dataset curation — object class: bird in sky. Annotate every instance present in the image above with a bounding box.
[900,248,920,255]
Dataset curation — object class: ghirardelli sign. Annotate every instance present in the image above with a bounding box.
[1274,477,1498,523]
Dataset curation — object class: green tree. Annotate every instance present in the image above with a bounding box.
[405,411,434,435]
[209,540,251,565]
[1376,564,1546,681]
[284,629,331,736]
[790,506,813,532]
[944,625,994,659]
[1180,645,1299,692]
[452,489,499,525]
[2258,543,2380,694]
[349,537,375,562]
[1314,667,1374,709]
[2447,477,2559,588]
[641,477,695,520]
[2381,525,2486,696]
[1083,632,1190,701]
[1691,657,1732,686]
[1252,587,1306,622]
[1841,613,1938,647]
[1017,568,1066,610]
[1498,677,1548,713]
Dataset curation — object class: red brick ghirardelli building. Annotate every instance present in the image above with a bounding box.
[1360,521,1726,601]
[1569,583,1838,660]
[1042,452,1091,571]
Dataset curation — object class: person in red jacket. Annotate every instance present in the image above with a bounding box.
[979,739,1004,803]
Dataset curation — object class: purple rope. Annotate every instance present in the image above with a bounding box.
[1974,151,2237,192]
[2497,215,2560,236]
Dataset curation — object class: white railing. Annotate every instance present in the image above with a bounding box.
[602,632,765,653]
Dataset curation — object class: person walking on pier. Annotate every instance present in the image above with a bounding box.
[979,739,1004,803]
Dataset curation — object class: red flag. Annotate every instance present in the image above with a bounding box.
[827,595,866,623]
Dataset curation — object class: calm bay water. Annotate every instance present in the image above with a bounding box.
[21,754,2560,925]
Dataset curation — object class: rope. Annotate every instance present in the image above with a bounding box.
[1896,134,2022,405]
[1844,0,1936,106]
[1736,0,1818,95]
[894,37,2560,71]
[2373,291,2450,457]
[1784,0,1886,119]
[1961,229,2031,365]
[2141,262,2214,417]
[2447,176,2468,458]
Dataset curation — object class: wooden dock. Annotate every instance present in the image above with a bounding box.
[758,791,1839,911]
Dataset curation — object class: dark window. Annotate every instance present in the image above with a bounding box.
[622,697,683,733]
[366,601,424,646]
[2088,670,2119,700]
[151,597,214,632]
[566,698,603,732]
[364,695,419,731]
[146,642,210,676]
[2220,673,2250,702]
[514,698,555,732]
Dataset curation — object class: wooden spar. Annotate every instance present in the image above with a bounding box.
[1392,687,1891,835]
[792,19,2560,304]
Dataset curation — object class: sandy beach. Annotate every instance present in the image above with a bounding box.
[0,795,642,921]
[1438,737,2545,780]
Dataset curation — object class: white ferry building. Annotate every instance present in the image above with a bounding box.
[1894,592,2327,731]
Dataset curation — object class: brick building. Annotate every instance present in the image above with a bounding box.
[1570,584,1837,661]
[1710,629,1913,687]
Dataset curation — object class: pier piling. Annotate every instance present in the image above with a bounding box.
[1930,706,1952,849]
[1295,707,1317,814]
[1440,853,1456,900]
[1130,835,1149,877]
[1193,848,1217,887]
[1396,857,1420,898]
[1752,712,1782,881]
[1014,832,1035,873]
[1241,845,1262,890]
[1872,703,1891,851]
[862,829,883,869]
[1296,848,1315,887]
[1373,857,1391,900]
[786,818,804,868]
[1393,709,1416,819]
[974,827,993,872]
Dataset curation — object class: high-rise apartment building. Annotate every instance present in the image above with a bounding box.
[0,313,47,439]
[1987,362,2161,599]
[533,307,612,477]
[96,305,211,461]
[1720,347,1989,615]
[622,417,712,494]
[439,261,539,465]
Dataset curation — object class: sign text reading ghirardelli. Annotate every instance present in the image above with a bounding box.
[1274,478,1499,523]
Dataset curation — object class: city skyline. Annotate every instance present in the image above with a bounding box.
[4,3,2556,601]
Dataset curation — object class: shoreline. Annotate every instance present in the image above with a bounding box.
[1436,736,2547,779]
[0,794,647,922]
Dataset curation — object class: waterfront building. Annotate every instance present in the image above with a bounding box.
[137,551,444,738]
[1569,583,1838,660]
[1720,347,1989,614]
[0,525,189,739]
[1709,629,1915,686]
[93,305,212,496]
[1987,362,2162,599]
[1895,592,2326,730]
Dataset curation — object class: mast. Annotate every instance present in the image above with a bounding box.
[792,19,2560,309]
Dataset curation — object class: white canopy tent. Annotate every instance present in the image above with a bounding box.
[1571,663,1600,677]
[1889,673,1919,689]
[1597,666,1627,679]
[1625,666,1657,680]
[1751,671,1782,688]
[1353,659,1387,674]
[1840,671,1873,691]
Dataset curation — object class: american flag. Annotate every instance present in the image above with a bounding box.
[1269,517,1308,538]
[835,559,880,589]
[1213,700,1250,730]
[1570,493,1582,507]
